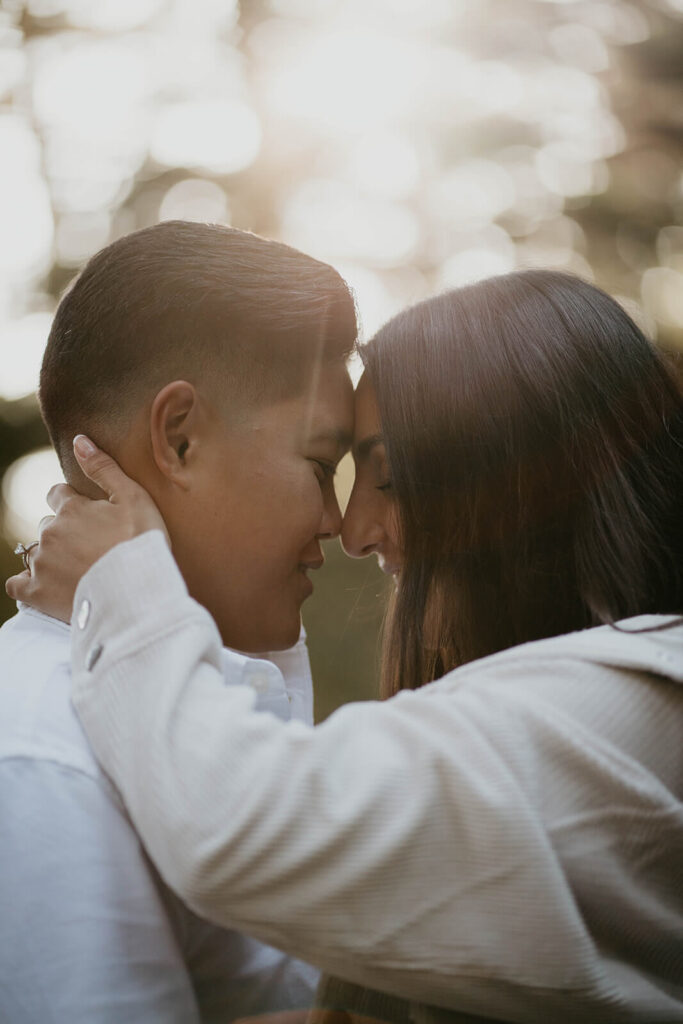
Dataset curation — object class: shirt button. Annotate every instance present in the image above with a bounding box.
[85,643,103,671]
[77,599,91,630]
[248,672,270,694]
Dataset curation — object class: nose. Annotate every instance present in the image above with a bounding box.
[316,484,343,541]
[341,481,385,559]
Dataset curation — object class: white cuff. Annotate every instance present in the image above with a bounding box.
[71,530,201,678]
[70,529,283,701]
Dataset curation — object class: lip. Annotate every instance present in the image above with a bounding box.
[297,563,319,596]
[301,559,324,572]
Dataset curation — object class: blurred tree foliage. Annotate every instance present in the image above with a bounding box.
[0,0,681,716]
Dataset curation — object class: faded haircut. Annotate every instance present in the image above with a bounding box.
[40,220,357,474]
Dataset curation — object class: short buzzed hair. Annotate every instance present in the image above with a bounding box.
[40,221,357,471]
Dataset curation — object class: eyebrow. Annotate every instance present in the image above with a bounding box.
[354,433,384,459]
[307,427,353,452]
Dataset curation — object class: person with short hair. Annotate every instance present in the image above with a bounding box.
[0,220,355,1021]
[10,271,683,1022]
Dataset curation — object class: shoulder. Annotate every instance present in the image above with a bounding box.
[0,608,106,784]
[416,616,683,797]
[428,614,683,696]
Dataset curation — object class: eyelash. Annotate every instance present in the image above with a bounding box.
[377,481,393,493]
[312,459,336,482]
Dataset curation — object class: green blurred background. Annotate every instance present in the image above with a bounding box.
[1,0,681,718]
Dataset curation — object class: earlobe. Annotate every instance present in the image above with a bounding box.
[149,381,199,490]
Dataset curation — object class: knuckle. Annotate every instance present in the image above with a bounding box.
[91,453,111,478]
[48,483,68,505]
[41,527,57,549]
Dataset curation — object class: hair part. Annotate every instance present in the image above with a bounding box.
[362,270,683,696]
[40,221,357,476]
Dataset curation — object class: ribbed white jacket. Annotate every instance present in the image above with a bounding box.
[70,531,683,1023]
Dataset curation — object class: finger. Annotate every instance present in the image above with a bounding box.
[46,483,80,513]
[38,515,55,538]
[6,569,32,603]
[73,435,135,503]
[24,542,39,574]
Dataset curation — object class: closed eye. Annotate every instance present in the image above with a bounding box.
[311,459,336,483]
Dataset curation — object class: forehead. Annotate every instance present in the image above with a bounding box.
[299,360,354,450]
[352,373,381,442]
[220,360,354,456]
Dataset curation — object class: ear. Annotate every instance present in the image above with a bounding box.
[149,381,203,490]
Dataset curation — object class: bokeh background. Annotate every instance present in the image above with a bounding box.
[1,0,682,719]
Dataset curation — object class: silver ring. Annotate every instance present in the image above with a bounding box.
[14,541,39,574]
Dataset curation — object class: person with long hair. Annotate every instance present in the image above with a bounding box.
[8,270,683,1022]
[346,270,682,693]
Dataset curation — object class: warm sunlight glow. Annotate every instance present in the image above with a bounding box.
[282,180,419,268]
[159,179,230,224]
[150,100,261,174]
[0,312,53,401]
[2,448,63,543]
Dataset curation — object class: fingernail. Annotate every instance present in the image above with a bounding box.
[73,435,96,458]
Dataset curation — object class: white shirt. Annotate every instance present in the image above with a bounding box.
[68,531,683,1023]
[0,602,318,1023]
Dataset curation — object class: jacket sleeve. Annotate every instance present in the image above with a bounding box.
[69,531,599,1014]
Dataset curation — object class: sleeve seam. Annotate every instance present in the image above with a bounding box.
[0,753,103,784]
[0,753,131,818]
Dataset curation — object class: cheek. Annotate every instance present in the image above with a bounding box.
[270,469,326,552]
[301,475,327,529]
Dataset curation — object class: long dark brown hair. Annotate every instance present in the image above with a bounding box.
[361,270,683,696]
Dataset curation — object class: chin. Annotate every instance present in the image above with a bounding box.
[226,614,302,655]
[265,615,303,653]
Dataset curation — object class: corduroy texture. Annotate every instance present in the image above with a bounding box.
[70,533,683,1022]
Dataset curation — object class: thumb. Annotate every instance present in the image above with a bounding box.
[72,435,136,503]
